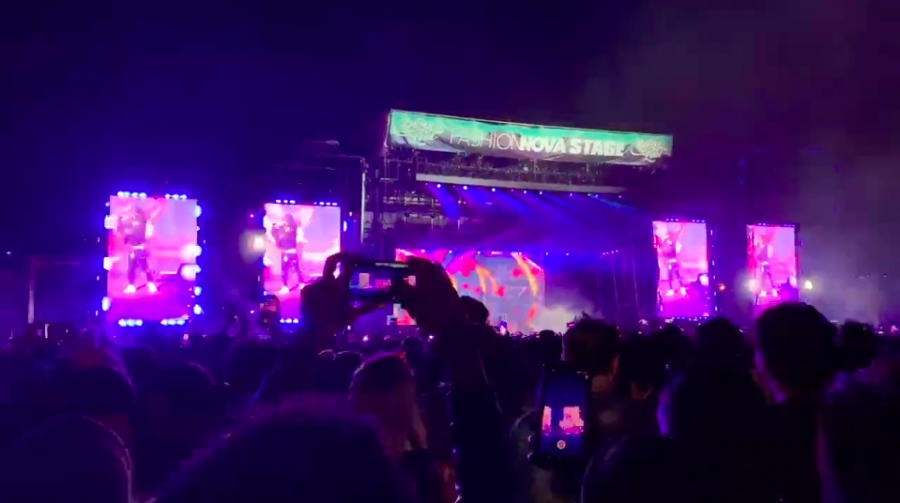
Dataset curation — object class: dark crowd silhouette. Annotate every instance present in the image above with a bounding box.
[1,255,898,503]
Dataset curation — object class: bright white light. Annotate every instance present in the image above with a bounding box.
[176,319,186,326]
[193,305,203,315]
[262,255,273,267]
[289,200,296,204]
[343,221,348,232]
[104,216,117,230]
[363,336,369,342]
[491,188,496,192]
[195,206,202,218]
[276,199,282,204]
[760,290,768,298]
[194,286,202,296]
[118,319,126,327]
[179,194,187,200]
[803,280,814,291]
[123,192,132,197]
[162,319,170,326]
[194,245,202,257]
[436,184,442,188]
[103,257,115,271]
[165,194,171,199]
[252,235,265,252]
[181,264,201,281]
[699,274,709,287]
[101,297,110,312]
[139,192,147,198]
[135,319,144,326]
[747,279,759,292]
[125,319,135,327]
[463,186,468,190]
[292,318,299,324]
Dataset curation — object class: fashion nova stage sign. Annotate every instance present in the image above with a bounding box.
[387,110,672,166]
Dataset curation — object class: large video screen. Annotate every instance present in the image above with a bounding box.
[394,249,545,333]
[747,224,799,315]
[262,203,341,316]
[106,195,198,321]
[653,221,711,318]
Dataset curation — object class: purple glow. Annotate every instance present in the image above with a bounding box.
[106,195,198,321]
[653,220,710,318]
[262,203,341,318]
[748,224,799,315]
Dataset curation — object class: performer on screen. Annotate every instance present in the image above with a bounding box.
[751,231,776,294]
[656,224,686,296]
[118,205,160,294]
[270,212,308,295]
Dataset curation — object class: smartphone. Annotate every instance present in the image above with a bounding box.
[349,261,413,302]
[260,295,279,314]
[533,365,590,460]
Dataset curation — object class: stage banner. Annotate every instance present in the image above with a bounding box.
[387,110,672,166]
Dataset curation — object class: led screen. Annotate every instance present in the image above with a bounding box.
[394,249,545,333]
[262,203,341,317]
[747,224,799,315]
[653,221,711,318]
[106,196,198,321]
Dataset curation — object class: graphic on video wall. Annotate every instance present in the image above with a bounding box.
[262,203,341,316]
[394,249,544,333]
[106,196,198,321]
[653,221,710,318]
[747,224,798,313]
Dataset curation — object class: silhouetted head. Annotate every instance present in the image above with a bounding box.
[160,410,409,503]
[563,319,619,376]
[0,414,133,503]
[754,303,836,396]
[460,296,490,325]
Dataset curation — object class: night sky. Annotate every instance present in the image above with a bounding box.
[2,1,899,304]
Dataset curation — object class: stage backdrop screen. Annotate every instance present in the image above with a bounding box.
[653,221,710,318]
[263,203,341,317]
[394,249,545,333]
[106,196,198,321]
[747,224,799,315]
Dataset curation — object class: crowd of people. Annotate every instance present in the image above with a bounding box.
[1,255,898,503]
